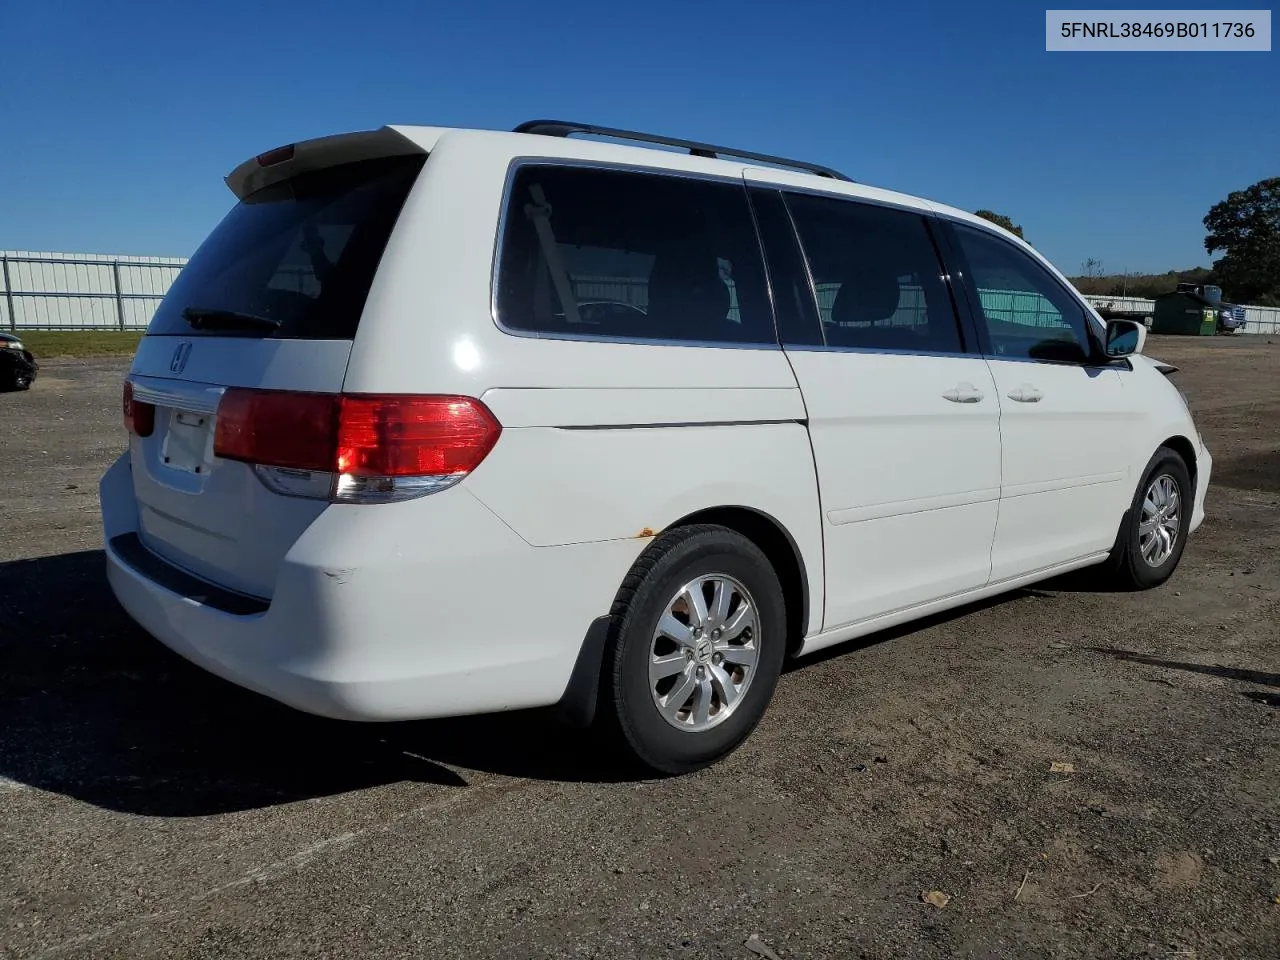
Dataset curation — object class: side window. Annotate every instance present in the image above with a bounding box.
[495,166,773,344]
[784,193,963,353]
[952,224,1091,362]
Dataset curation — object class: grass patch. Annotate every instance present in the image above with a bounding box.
[17,331,144,358]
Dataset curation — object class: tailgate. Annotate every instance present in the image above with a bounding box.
[127,347,348,598]
[125,145,427,599]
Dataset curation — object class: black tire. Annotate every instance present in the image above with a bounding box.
[1,370,32,391]
[1101,447,1193,590]
[600,524,787,775]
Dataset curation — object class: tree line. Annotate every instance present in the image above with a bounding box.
[974,176,1280,306]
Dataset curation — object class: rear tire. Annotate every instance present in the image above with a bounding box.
[1100,447,1192,590]
[600,525,787,775]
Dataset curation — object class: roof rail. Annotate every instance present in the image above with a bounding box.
[513,120,853,182]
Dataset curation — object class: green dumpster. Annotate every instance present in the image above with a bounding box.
[1153,289,1222,336]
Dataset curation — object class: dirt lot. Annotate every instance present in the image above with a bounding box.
[1,336,1278,959]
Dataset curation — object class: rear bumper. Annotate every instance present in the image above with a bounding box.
[100,453,639,721]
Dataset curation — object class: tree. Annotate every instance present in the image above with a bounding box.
[1071,258,1108,294]
[1203,177,1280,306]
[974,209,1025,240]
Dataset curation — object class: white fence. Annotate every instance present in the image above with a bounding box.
[3,249,1279,336]
[1239,303,1280,334]
[1,251,185,331]
[1081,295,1160,315]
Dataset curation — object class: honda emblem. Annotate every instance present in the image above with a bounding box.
[169,342,192,374]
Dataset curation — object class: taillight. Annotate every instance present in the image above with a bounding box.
[336,396,501,477]
[122,381,155,437]
[213,389,337,471]
[212,389,501,503]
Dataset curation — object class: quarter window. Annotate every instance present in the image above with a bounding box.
[784,193,963,353]
[953,224,1092,362]
[495,166,773,344]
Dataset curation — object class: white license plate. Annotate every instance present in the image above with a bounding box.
[161,409,213,474]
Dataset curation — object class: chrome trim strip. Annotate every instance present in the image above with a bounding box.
[491,329,782,350]
[782,343,976,360]
[128,375,225,414]
[980,353,1115,371]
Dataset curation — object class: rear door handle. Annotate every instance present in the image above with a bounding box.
[942,382,985,404]
[1007,383,1043,403]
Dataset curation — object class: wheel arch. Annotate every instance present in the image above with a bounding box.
[665,505,810,657]
[1158,434,1198,489]
[554,503,816,729]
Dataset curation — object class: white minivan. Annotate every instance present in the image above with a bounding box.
[101,120,1212,773]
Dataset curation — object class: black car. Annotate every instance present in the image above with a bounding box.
[0,332,38,390]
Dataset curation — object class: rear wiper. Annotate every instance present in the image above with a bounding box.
[181,306,281,331]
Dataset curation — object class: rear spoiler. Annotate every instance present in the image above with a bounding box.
[225,125,446,200]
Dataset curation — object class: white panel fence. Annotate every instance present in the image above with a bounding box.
[3,249,1278,336]
[1,251,185,331]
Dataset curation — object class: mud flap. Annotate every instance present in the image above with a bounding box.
[555,614,614,728]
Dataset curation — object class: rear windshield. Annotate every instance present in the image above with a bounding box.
[147,154,425,339]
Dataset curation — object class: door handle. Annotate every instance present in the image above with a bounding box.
[1007,383,1043,403]
[942,382,985,403]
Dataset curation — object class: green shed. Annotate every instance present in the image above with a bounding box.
[1151,285,1223,336]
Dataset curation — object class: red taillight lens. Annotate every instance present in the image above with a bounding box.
[122,381,155,437]
[212,390,501,483]
[213,389,337,471]
[337,396,501,477]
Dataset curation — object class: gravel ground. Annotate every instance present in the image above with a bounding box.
[1,337,1278,959]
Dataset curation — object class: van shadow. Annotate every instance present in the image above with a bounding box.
[1084,647,1280,687]
[0,551,630,818]
[784,587,1047,672]
[3,549,1169,815]
[1085,647,1280,708]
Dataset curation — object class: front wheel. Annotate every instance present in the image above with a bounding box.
[1102,448,1193,590]
[1,369,32,391]
[601,525,787,775]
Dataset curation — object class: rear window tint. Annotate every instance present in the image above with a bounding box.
[494,165,774,345]
[147,155,424,339]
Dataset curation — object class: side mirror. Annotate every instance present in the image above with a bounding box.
[1104,318,1146,358]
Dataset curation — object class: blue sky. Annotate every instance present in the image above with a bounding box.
[2,0,1276,274]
